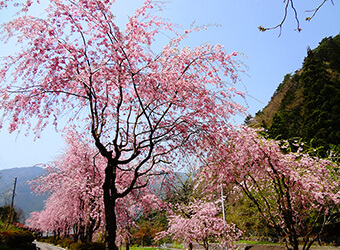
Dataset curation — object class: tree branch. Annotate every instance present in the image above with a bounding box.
[258,0,333,36]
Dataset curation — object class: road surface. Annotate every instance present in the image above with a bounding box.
[34,240,66,250]
[235,244,340,249]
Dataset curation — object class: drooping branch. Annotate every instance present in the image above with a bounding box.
[258,0,333,36]
[305,0,334,21]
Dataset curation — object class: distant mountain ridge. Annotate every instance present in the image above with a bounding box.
[0,166,48,221]
[251,33,340,157]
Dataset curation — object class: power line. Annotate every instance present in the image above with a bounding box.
[0,153,9,169]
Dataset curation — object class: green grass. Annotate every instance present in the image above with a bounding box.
[120,246,183,250]
[121,247,159,250]
[236,240,282,245]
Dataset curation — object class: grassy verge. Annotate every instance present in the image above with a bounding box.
[120,245,183,250]
[236,240,282,245]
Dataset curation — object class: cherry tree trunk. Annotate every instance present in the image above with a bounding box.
[188,242,193,250]
[125,238,130,250]
[103,160,118,250]
[292,241,299,250]
[86,218,97,243]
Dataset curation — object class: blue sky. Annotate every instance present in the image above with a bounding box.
[0,0,339,169]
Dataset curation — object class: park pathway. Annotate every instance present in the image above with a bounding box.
[34,240,66,250]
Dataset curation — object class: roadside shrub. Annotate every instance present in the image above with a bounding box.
[69,242,105,250]
[0,243,10,250]
[0,230,34,247]
[69,242,82,250]
[0,245,9,250]
[37,237,105,250]
[0,230,35,249]
[61,238,76,248]
[39,236,59,244]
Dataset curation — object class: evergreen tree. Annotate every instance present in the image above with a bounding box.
[262,35,340,158]
[301,48,340,155]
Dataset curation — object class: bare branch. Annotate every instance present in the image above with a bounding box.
[259,0,333,36]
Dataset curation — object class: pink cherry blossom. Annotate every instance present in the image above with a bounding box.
[198,126,340,250]
[0,1,245,249]
[26,131,167,244]
[157,200,242,250]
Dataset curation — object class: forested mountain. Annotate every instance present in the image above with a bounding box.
[251,34,340,157]
[0,167,47,221]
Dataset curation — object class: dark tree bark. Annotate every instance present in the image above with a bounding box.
[103,160,118,250]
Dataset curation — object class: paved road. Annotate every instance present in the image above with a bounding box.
[235,244,340,249]
[34,240,66,250]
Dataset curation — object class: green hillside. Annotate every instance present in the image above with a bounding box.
[252,34,340,157]
[0,167,47,221]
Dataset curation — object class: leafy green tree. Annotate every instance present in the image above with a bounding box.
[131,211,168,247]
[243,115,254,126]
[263,35,340,159]
[0,205,24,224]
[301,48,340,156]
[224,192,275,239]
[314,36,340,72]
[268,112,288,139]
[166,171,197,206]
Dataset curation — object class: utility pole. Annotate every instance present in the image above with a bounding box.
[221,184,228,250]
[6,177,17,229]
